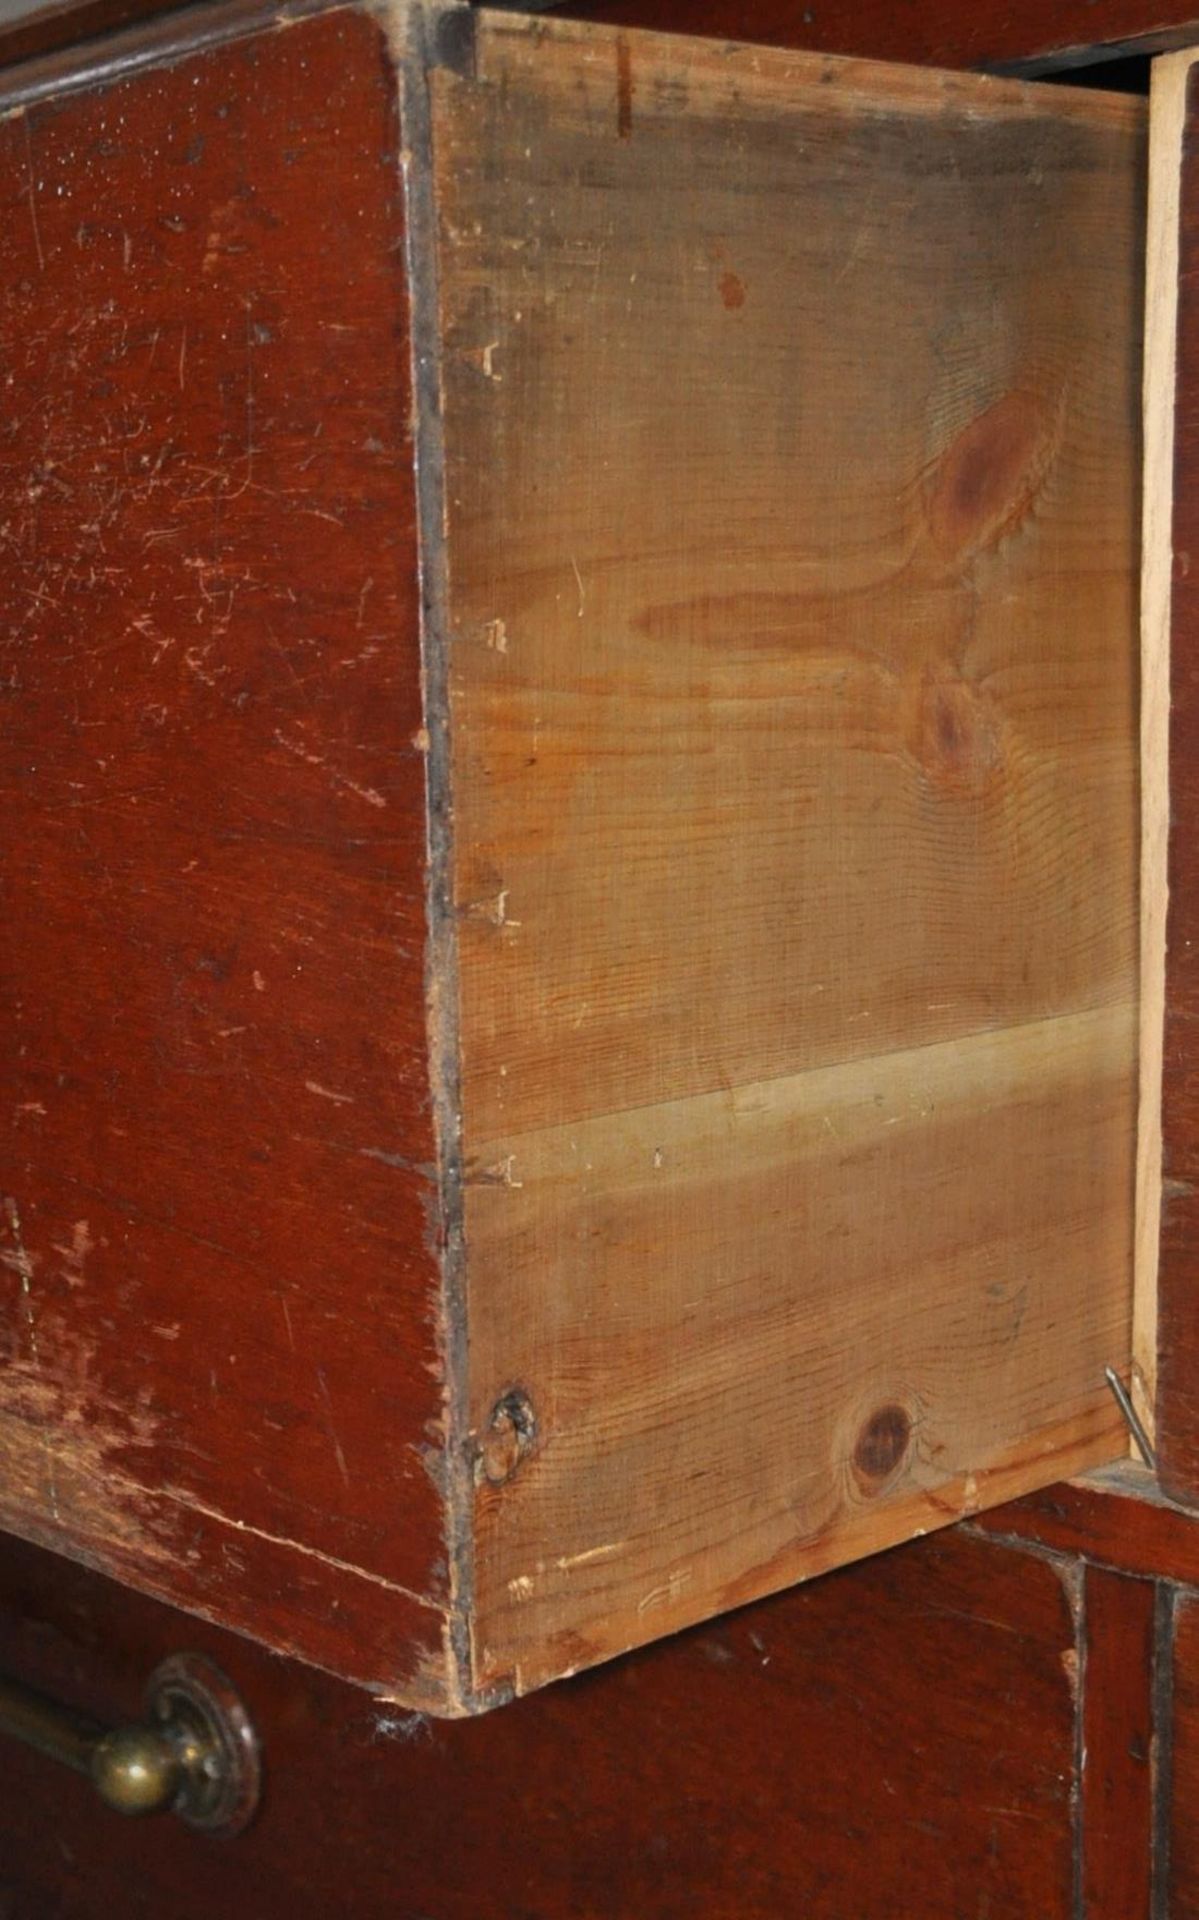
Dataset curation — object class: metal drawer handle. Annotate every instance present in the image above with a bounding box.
[0,1652,261,1835]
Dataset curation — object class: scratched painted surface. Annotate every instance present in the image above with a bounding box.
[0,1523,1078,1918]
[0,7,455,1699]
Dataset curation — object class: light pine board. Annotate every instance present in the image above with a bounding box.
[430,16,1145,1693]
[1136,49,1194,1452]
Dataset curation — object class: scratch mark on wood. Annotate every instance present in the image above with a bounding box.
[316,1364,351,1490]
[359,1146,431,1174]
[556,1540,624,1571]
[2,1197,40,1362]
[273,729,387,809]
[304,1080,355,1105]
[637,1566,693,1615]
[21,116,44,273]
[49,1219,94,1289]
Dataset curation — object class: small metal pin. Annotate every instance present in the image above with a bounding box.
[1104,1365,1157,1472]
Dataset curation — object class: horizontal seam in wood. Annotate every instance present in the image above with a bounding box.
[470,997,1136,1154]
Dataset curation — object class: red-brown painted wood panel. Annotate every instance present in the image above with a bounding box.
[0,6,453,1701]
[978,1467,1199,1580]
[1081,1566,1157,1918]
[0,1525,1078,1919]
[1167,1590,1199,1915]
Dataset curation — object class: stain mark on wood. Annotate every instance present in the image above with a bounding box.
[615,35,634,138]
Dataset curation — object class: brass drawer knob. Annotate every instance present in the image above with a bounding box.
[0,1652,261,1835]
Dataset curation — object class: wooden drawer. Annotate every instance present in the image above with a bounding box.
[0,0,1151,1710]
[0,1521,1082,1919]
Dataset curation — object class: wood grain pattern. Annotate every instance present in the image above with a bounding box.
[0,1523,1079,1919]
[464,1009,1134,1692]
[433,12,1144,1695]
[0,5,460,1705]
[1081,1565,1157,1918]
[1152,55,1199,1509]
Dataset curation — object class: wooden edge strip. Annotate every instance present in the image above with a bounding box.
[474,6,1147,126]
[1137,50,1193,1449]
[972,1462,1199,1582]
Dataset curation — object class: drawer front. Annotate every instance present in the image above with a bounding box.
[0,4,452,1699]
[0,1524,1077,1920]
[0,0,1145,1709]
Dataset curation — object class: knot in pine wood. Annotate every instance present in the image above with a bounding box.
[852,1402,913,1493]
[474,1389,538,1488]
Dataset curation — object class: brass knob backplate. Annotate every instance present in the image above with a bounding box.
[0,1651,261,1837]
[142,1652,262,1835]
